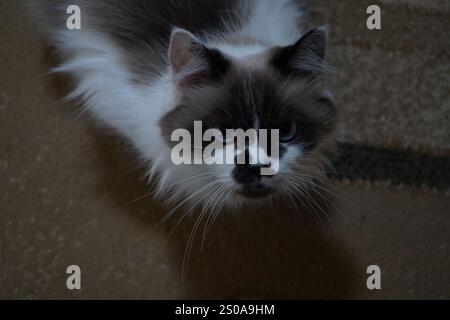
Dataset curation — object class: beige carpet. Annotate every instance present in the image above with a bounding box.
[1,0,449,299]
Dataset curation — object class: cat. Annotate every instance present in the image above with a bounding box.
[31,0,337,213]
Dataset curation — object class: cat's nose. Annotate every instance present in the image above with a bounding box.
[232,163,271,185]
[232,149,273,185]
[233,163,275,198]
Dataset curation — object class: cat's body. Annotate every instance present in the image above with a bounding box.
[32,0,336,211]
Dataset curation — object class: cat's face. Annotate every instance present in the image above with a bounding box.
[159,28,336,207]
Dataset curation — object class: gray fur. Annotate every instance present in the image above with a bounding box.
[30,0,337,201]
[31,0,249,81]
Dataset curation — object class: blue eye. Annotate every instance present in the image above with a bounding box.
[279,121,297,142]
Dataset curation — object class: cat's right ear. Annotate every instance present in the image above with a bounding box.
[270,27,328,77]
[168,28,230,86]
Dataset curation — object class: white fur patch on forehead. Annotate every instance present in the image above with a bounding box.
[213,43,267,59]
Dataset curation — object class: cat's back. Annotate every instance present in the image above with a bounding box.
[36,0,242,42]
[34,0,303,45]
[30,0,304,81]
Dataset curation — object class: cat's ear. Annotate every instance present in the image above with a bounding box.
[271,27,328,77]
[168,28,230,85]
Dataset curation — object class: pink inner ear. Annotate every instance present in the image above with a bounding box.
[169,29,202,75]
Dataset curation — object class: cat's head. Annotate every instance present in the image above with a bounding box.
[158,27,336,208]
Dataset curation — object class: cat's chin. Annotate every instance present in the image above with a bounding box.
[236,183,276,199]
[226,191,279,210]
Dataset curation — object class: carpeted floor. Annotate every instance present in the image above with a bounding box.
[1,0,449,299]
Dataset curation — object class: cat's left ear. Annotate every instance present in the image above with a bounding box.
[271,27,328,77]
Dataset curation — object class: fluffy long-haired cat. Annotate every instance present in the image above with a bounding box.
[32,0,337,214]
